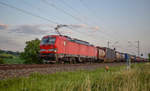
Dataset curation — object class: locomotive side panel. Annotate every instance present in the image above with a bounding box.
[68,41,79,56]
[56,37,65,54]
[79,44,88,56]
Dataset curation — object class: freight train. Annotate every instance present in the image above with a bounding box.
[40,35,147,63]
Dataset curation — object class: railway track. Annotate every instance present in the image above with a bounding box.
[0,64,57,70]
[0,63,125,79]
[0,63,125,70]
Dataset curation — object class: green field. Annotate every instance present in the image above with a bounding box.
[3,56,25,64]
[0,53,25,64]
[0,63,149,91]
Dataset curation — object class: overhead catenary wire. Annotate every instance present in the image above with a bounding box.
[59,0,111,39]
[20,0,58,21]
[59,0,94,26]
[21,0,93,29]
[41,0,89,25]
[79,0,106,28]
[0,1,58,25]
[59,0,111,36]
[59,0,83,16]
[79,0,120,41]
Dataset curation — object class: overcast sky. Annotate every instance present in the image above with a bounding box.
[0,0,150,58]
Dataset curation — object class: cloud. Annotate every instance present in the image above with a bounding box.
[0,23,8,30]
[69,24,100,30]
[0,34,25,51]
[0,23,54,35]
[10,25,50,35]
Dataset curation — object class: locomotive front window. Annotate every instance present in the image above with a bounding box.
[41,37,56,45]
[48,37,56,44]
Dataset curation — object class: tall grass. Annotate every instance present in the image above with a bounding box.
[0,63,149,91]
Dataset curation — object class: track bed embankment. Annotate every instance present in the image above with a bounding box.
[0,63,125,79]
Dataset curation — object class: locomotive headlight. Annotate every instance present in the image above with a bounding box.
[40,49,46,52]
[54,49,57,52]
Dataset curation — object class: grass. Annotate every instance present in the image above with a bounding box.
[0,63,149,91]
[0,53,25,64]
[3,56,25,64]
[0,53,14,58]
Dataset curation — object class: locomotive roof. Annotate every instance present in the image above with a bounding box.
[62,35,92,46]
[44,35,91,46]
[73,38,90,45]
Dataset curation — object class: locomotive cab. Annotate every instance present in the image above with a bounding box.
[40,35,57,61]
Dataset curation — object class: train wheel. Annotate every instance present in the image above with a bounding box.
[89,58,93,64]
[72,58,76,64]
[69,58,73,64]
[58,60,64,64]
[78,57,83,63]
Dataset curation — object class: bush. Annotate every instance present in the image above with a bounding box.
[0,58,4,64]
[20,38,42,64]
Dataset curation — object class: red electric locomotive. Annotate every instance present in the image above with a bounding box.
[40,35,97,63]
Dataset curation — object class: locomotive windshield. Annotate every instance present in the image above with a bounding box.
[41,37,56,45]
